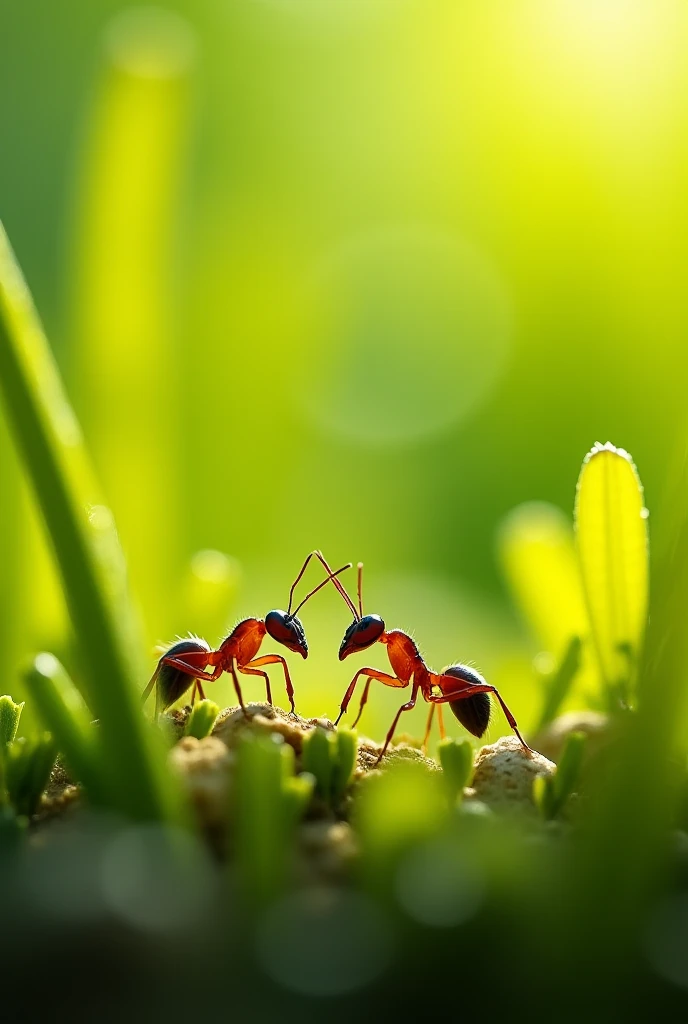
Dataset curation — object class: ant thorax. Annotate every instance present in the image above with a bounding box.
[386,629,423,682]
[220,618,265,666]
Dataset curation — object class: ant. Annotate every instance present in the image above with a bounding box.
[321,557,531,764]
[142,551,352,717]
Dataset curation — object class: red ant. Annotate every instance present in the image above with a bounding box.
[142,551,351,717]
[321,557,531,764]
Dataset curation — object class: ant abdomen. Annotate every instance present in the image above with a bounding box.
[157,638,210,712]
[442,663,492,738]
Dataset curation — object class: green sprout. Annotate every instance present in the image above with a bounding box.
[0,693,55,819]
[536,636,583,732]
[0,695,24,747]
[234,731,314,905]
[184,699,220,740]
[302,725,358,806]
[437,737,474,804]
[533,730,587,821]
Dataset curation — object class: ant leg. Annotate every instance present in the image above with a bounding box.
[189,681,206,705]
[142,665,161,705]
[335,668,406,726]
[437,704,446,740]
[244,655,295,714]
[429,679,532,753]
[228,658,247,713]
[376,681,420,765]
[351,678,372,728]
[422,704,435,753]
[161,651,222,684]
[143,652,218,707]
[239,665,272,705]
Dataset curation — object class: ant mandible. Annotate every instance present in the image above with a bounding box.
[321,557,532,764]
[142,551,351,717]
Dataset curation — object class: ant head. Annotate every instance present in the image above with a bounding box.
[265,610,308,658]
[339,615,385,660]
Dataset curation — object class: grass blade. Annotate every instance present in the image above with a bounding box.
[70,9,196,638]
[332,727,358,803]
[498,501,589,662]
[536,636,583,732]
[0,220,183,824]
[575,442,649,703]
[5,733,57,818]
[24,654,107,803]
[302,726,335,801]
[437,737,473,804]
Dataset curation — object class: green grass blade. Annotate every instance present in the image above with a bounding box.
[302,726,335,801]
[24,654,106,803]
[498,501,596,708]
[437,737,473,803]
[535,729,588,821]
[0,220,183,824]
[282,773,315,827]
[552,730,587,810]
[498,501,589,661]
[575,442,649,702]
[332,727,358,803]
[234,733,290,905]
[5,733,57,817]
[536,636,583,732]
[70,9,196,639]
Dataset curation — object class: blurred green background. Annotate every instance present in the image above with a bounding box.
[1,0,686,737]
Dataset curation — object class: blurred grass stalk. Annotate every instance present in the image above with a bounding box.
[69,8,196,643]
[498,500,597,709]
[0,219,184,824]
[234,732,314,905]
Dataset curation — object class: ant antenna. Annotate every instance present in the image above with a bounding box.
[313,550,360,620]
[287,552,318,615]
[357,562,364,618]
[287,550,360,621]
[289,563,353,618]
